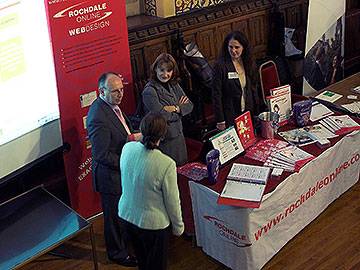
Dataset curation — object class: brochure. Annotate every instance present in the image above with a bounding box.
[315,90,342,103]
[278,128,316,146]
[234,111,256,149]
[303,124,337,140]
[265,145,315,171]
[177,162,208,181]
[245,139,288,162]
[320,115,360,135]
[267,85,292,125]
[209,126,244,165]
[310,101,334,122]
[341,102,360,114]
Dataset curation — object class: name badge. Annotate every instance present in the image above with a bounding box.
[228,72,239,79]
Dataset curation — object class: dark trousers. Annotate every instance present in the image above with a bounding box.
[121,218,170,270]
[100,193,128,260]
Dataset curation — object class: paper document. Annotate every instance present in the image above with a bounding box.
[220,180,266,201]
[342,102,360,114]
[315,91,342,103]
[310,102,334,122]
[220,163,270,202]
[227,163,270,184]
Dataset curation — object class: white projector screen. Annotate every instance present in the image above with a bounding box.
[0,0,62,180]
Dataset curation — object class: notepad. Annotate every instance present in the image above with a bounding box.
[219,163,270,202]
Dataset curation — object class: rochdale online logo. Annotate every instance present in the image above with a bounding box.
[203,215,252,247]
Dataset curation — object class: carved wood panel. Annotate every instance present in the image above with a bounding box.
[143,42,169,74]
[215,23,232,57]
[197,29,217,62]
[130,49,145,80]
[284,5,301,28]
[232,20,249,39]
[248,14,267,55]
[345,11,360,69]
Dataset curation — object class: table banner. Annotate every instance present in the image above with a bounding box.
[190,131,360,270]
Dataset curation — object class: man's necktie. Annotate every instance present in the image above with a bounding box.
[114,107,131,135]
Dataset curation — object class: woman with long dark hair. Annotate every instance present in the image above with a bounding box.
[212,31,263,130]
[118,112,184,270]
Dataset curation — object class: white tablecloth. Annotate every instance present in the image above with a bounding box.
[190,131,360,270]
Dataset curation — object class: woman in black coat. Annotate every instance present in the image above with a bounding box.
[212,31,263,130]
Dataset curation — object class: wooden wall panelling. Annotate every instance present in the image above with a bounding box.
[248,13,267,59]
[130,49,146,104]
[232,20,250,40]
[196,29,217,63]
[345,10,360,70]
[284,5,301,28]
[215,23,232,56]
[144,41,169,71]
[130,49,145,80]
[280,1,308,50]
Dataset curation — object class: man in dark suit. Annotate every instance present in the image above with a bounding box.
[87,72,138,267]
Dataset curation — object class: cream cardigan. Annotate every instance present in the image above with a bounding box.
[118,141,184,236]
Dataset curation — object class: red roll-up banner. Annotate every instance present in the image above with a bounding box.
[45,0,135,217]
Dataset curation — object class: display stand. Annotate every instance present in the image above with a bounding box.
[0,186,98,269]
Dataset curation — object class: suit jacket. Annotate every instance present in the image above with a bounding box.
[142,80,193,139]
[86,97,133,194]
[212,57,261,126]
[142,80,193,165]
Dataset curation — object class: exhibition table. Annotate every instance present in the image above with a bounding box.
[188,129,360,269]
[177,75,360,269]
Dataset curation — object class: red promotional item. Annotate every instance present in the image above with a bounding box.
[234,111,256,149]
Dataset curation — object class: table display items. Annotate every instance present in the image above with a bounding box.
[341,101,360,115]
[278,123,338,147]
[266,84,292,126]
[320,115,360,135]
[234,111,257,149]
[315,90,342,103]
[217,163,271,208]
[278,128,316,146]
[245,139,289,162]
[177,162,208,181]
[258,112,279,139]
[293,99,312,127]
[244,138,314,172]
[310,101,334,122]
[264,145,315,172]
[209,126,244,165]
[206,149,220,184]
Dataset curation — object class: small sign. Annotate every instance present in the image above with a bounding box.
[80,91,97,108]
[83,116,87,129]
[227,72,239,79]
[209,126,244,165]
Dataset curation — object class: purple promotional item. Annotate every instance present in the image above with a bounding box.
[206,149,220,185]
[293,99,312,127]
